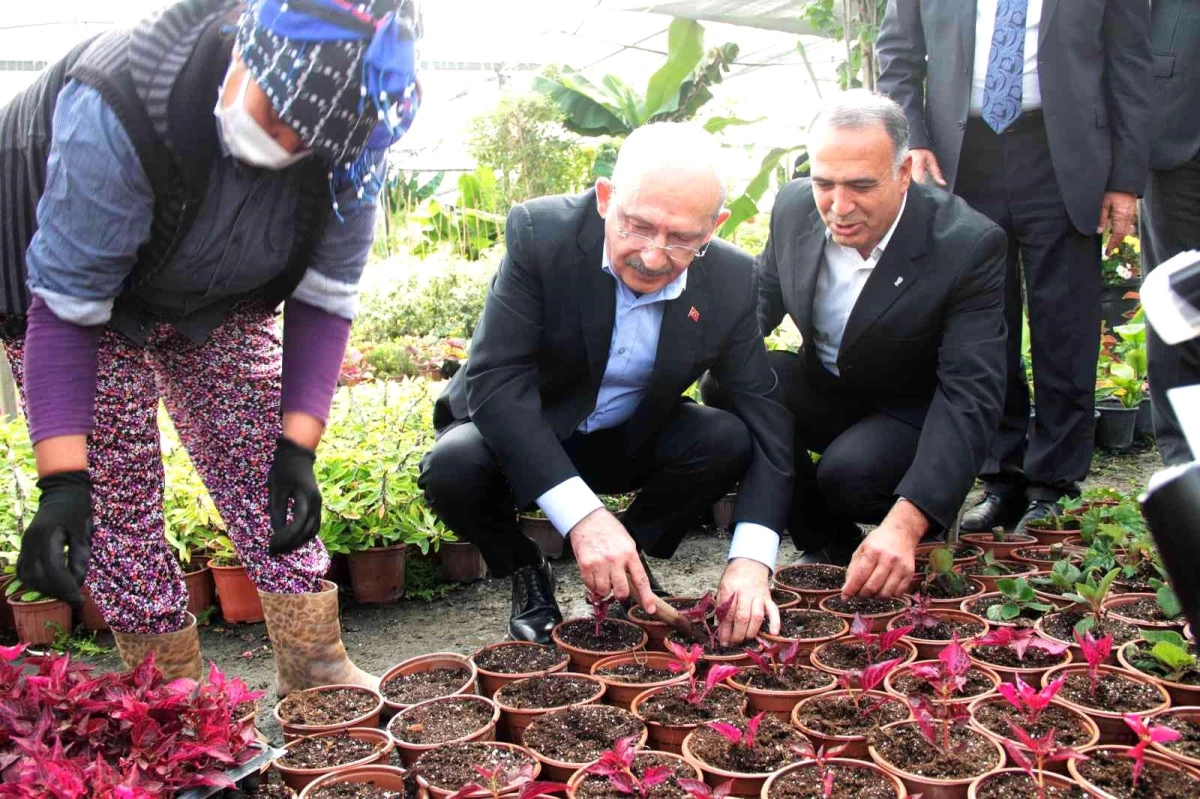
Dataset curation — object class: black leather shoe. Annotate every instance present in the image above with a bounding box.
[1014,500,1062,536]
[638,550,672,599]
[960,492,1026,533]
[509,558,561,644]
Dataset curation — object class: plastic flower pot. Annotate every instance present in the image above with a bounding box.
[681,727,792,798]
[914,543,983,565]
[273,684,386,742]
[519,514,563,559]
[964,561,1037,594]
[8,595,72,645]
[416,742,541,799]
[759,609,850,663]
[958,533,1038,562]
[1095,401,1140,450]
[347,544,407,604]
[762,758,908,799]
[1068,744,1200,798]
[437,541,488,583]
[630,684,747,755]
[183,564,215,618]
[274,726,394,791]
[884,660,1002,709]
[819,593,912,633]
[966,767,1081,799]
[1104,592,1185,632]
[471,641,570,698]
[79,586,108,631]
[1032,615,1122,665]
[966,695,1099,773]
[552,618,648,672]
[810,638,919,678]
[868,720,1005,799]
[712,492,737,531]
[1117,640,1200,706]
[387,694,500,767]
[1149,706,1200,770]
[529,721,647,782]
[210,562,265,623]
[566,749,701,799]
[773,563,848,605]
[789,690,912,760]
[1040,664,1171,745]
[299,764,409,799]
[589,651,691,710]
[726,665,837,720]
[910,578,987,610]
[771,588,802,610]
[964,638,1073,686]
[379,652,478,715]
[888,609,989,660]
[493,673,606,745]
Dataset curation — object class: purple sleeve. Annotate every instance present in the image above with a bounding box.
[280,299,351,424]
[23,297,103,444]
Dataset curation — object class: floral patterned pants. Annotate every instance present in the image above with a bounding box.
[3,305,328,634]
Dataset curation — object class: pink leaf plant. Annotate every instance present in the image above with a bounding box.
[1123,713,1181,789]
[1002,723,1088,799]
[743,638,803,680]
[906,636,973,755]
[1072,629,1113,698]
[901,593,939,631]
[791,740,850,799]
[447,761,570,799]
[996,676,1064,726]
[664,639,740,706]
[974,627,1070,663]
[589,589,616,638]
[835,657,904,718]
[707,711,767,751]
[681,591,735,650]
[586,734,671,799]
[677,778,733,799]
[848,613,914,666]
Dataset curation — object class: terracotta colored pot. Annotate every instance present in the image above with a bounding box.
[888,609,990,660]
[1117,640,1200,706]
[1149,706,1200,770]
[1032,615,1123,665]
[273,684,386,741]
[520,514,563,559]
[1010,546,1073,568]
[759,609,850,663]
[1104,592,1185,632]
[0,576,14,632]
[964,562,1037,595]
[966,695,1099,773]
[183,565,215,618]
[884,661,1001,708]
[210,562,264,623]
[868,720,1005,799]
[658,633,754,670]
[1022,521,1082,547]
[966,768,1080,799]
[274,726,393,791]
[529,721,647,782]
[8,595,72,645]
[682,728,792,798]
[387,695,500,767]
[958,533,1038,562]
[771,588,802,610]
[627,596,703,652]
[964,638,1073,686]
[566,750,701,799]
[553,618,648,672]
[589,651,690,710]
[1068,745,1200,798]
[790,690,912,760]
[727,666,837,720]
[914,543,982,565]
[437,541,487,583]
[79,586,108,631]
[417,742,540,799]
[472,641,570,698]
[630,684,747,755]
[494,673,606,744]
[763,759,908,799]
[712,492,737,531]
[1040,664,1171,744]
[773,564,848,605]
[819,593,912,633]
[380,652,478,715]
[810,638,919,677]
[347,544,407,604]
[957,592,1041,629]
[907,579,986,610]
[299,765,409,799]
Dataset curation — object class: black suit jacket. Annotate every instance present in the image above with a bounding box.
[434,189,794,533]
[877,0,1153,234]
[1150,0,1200,171]
[757,180,1007,530]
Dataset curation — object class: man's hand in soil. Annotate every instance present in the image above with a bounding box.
[569,508,658,614]
[841,499,927,599]
[715,558,780,645]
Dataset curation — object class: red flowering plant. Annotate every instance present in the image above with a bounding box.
[848,613,915,665]
[446,760,569,799]
[1073,629,1114,697]
[1002,725,1088,799]
[585,734,672,799]
[996,676,1065,726]
[0,645,262,798]
[1123,713,1182,790]
[907,635,973,755]
[664,639,741,706]
[973,627,1070,664]
[589,589,617,638]
[789,741,850,799]
[707,711,768,751]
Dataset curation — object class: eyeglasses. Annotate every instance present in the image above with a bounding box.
[614,209,712,265]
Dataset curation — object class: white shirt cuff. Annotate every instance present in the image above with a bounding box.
[536,477,604,536]
[728,522,780,573]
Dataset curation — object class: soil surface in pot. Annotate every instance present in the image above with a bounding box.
[629,598,704,622]
[814,640,910,672]
[636,684,744,725]
[794,693,908,737]
[687,713,807,773]
[769,762,899,799]
[771,589,799,605]
[917,575,980,600]
[823,596,907,615]
[971,699,1095,747]
[558,619,645,651]
[594,662,675,683]
[1114,562,1164,594]
[738,665,834,692]
[1013,547,1069,563]
[574,751,695,799]
[523,704,644,764]
[1125,640,1200,685]
[872,723,999,780]
[277,687,377,726]
[921,544,981,560]
[1156,715,1200,761]
[960,562,1033,579]
[889,666,994,699]
[495,674,598,709]
[664,633,746,658]
[1058,671,1164,713]
[308,782,407,799]
[1041,611,1139,646]
[973,771,1087,799]
[390,696,495,744]
[278,731,387,770]
[968,595,1043,626]
[381,666,472,705]
[1074,747,1200,798]
[904,614,987,641]
[1110,596,1183,624]
[415,741,536,791]
[473,644,567,674]
[775,564,845,591]
[776,609,845,639]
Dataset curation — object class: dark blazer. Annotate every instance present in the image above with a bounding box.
[877,0,1153,234]
[434,189,794,533]
[757,180,1007,530]
[1150,0,1200,171]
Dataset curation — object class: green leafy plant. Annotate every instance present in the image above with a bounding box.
[1129,630,1198,683]
[921,545,969,596]
[3,576,46,604]
[1150,577,1182,620]
[49,624,113,657]
[976,550,1015,576]
[1062,567,1120,634]
[1030,559,1083,596]
[205,534,241,568]
[987,578,1054,623]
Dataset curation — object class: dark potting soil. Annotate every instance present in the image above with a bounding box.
[594,662,675,683]
[918,575,981,600]
[523,704,645,764]
[775,564,845,592]
[823,596,906,616]
[1157,715,1200,761]
[973,771,1087,799]
[1074,747,1200,798]
[495,674,599,709]
[277,687,378,726]
[793,692,908,737]
[1041,611,1139,647]
[972,698,1095,747]
[1058,670,1164,713]
[960,561,1032,579]
[904,615,987,641]
[308,784,404,799]
[574,751,696,799]
[771,589,800,605]
[389,696,495,744]
[967,595,1043,626]
[1110,595,1183,624]
[414,741,536,791]
[777,609,845,640]
[686,713,807,774]
[1013,547,1064,563]
[636,683,745,726]
[813,640,910,672]
[736,664,835,692]
[872,723,1000,780]
[381,666,472,705]
[1126,641,1200,685]
[971,642,1069,670]
[888,666,995,699]
[630,598,704,622]
[557,619,645,651]
[1029,577,1069,597]
[768,762,900,799]
[472,643,567,674]
[278,732,386,770]
[1114,562,1164,594]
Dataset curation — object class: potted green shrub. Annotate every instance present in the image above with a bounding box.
[1095,359,1144,450]
[4,576,72,646]
[207,534,264,623]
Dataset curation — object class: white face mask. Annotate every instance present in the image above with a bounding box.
[213,71,310,170]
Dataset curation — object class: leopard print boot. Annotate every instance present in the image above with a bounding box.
[112,612,203,682]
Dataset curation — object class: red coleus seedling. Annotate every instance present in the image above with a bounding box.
[901,593,940,631]
[849,613,915,665]
[791,741,850,799]
[974,627,1070,663]
[996,676,1064,726]
[1072,629,1114,698]
[743,637,803,679]
[587,734,672,799]
[447,761,570,799]
[907,636,973,755]
[1003,723,1088,799]
[589,590,617,638]
[708,711,767,750]
[1123,713,1182,790]
[681,591,736,649]
[835,657,904,717]
[677,778,734,799]
[664,639,740,705]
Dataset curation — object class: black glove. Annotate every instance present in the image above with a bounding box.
[268,436,322,555]
[17,470,93,605]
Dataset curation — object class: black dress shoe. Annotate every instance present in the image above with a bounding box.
[509,558,562,644]
[1014,500,1063,536]
[960,492,1026,533]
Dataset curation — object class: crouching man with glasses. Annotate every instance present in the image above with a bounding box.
[419,123,794,646]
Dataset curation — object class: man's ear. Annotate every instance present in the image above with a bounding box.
[595,177,615,217]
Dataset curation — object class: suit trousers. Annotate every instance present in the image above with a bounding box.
[1142,151,1200,466]
[954,115,1103,501]
[417,402,752,577]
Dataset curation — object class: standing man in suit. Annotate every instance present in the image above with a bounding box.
[419,124,794,646]
[1143,0,1200,466]
[705,91,1007,596]
[877,0,1153,532]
